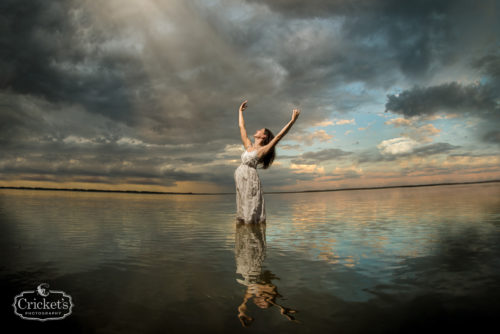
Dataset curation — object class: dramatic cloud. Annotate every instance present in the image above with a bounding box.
[384,51,500,144]
[483,130,500,144]
[385,82,499,118]
[1,0,499,192]
[413,142,461,156]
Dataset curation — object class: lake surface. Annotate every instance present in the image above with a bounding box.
[1,182,500,333]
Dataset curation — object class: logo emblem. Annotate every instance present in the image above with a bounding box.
[13,283,74,321]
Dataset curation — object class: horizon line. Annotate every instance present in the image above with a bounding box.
[1,179,499,195]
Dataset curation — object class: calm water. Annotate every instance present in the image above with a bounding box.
[1,182,500,333]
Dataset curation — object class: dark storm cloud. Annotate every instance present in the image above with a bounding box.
[0,0,311,148]
[384,82,498,118]
[0,150,233,187]
[246,0,457,19]
[1,0,499,190]
[247,0,499,81]
[482,130,500,144]
[0,92,126,147]
[0,0,324,191]
[413,142,461,156]
[384,51,500,144]
[473,51,500,77]
[0,0,142,123]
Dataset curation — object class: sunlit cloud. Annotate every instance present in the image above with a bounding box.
[402,123,441,143]
[289,130,334,146]
[335,119,356,125]
[290,163,325,174]
[377,137,420,155]
[385,117,414,127]
[314,119,335,127]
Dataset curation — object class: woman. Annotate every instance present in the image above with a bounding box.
[234,100,301,223]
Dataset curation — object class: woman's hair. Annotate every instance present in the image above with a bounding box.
[259,128,275,169]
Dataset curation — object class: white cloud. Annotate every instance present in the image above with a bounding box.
[116,137,147,146]
[377,137,419,155]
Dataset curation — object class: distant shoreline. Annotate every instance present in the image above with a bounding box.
[1,179,499,195]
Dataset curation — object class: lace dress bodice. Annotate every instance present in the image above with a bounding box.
[241,149,261,168]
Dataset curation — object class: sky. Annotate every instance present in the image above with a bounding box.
[1,0,499,193]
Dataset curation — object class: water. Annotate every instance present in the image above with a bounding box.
[1,182,500,333]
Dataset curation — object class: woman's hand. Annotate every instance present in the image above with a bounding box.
[239,100,248,113]
[291,108,301,122]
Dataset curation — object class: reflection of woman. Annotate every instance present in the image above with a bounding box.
[235,222,298,327]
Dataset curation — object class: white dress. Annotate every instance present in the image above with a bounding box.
[234,146,266,223]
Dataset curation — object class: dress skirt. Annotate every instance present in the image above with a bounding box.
[234,164,266,223]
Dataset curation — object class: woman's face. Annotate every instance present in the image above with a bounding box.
[254,128,266,139]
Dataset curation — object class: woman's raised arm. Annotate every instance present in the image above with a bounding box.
[238,100,252,149]
[261,109,301,156]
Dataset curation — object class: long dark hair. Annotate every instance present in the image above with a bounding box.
[259,128,275,169]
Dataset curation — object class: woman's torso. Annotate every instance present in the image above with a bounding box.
[239,149,261,169]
